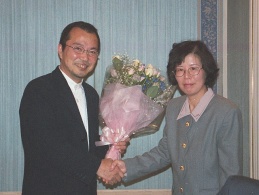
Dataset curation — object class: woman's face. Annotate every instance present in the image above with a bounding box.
[175,53,207,99]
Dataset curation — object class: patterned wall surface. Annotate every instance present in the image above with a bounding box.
[200,0,218,92]
[201,0,217,59]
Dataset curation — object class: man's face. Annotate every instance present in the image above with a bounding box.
[58,27,99,83]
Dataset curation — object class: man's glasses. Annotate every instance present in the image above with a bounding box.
[66,45,99,58]
[173,67,203,77]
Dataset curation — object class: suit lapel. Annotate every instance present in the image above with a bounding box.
[51,67,87,139]
[82,82,96,148]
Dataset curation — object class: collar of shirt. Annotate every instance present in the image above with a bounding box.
[59,67,83,93]
[177,88,215,122]
[59,67,89,149]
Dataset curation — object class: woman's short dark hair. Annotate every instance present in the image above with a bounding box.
[59,21,101,53]
[167,40,219,88]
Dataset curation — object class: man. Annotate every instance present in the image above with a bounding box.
[20,21,127,195]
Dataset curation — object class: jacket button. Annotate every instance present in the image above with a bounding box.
[182,143,187,148]
[180,165,184,171]
[185,122,190,126]
[180,187,184,193]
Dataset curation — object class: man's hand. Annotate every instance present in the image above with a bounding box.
[114,137,130,155]
[97,158,125,185]
[111,160,126,174]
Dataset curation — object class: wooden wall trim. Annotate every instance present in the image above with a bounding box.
[0,190,171,195]
[250,0,259,180]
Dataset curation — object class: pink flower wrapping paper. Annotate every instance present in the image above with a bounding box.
[95,54,176,160]
[96,83,164,159]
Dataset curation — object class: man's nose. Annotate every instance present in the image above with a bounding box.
[80,51,90,60]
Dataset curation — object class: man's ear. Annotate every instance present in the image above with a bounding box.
[57,44,63,60]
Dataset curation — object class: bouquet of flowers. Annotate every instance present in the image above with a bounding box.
[95,54,176,160]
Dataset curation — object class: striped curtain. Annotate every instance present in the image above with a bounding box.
[0,0,197,191]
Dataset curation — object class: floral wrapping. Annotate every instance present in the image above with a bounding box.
[95,54,176,160]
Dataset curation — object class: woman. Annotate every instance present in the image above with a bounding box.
[112,40,243,195]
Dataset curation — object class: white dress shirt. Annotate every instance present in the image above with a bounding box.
[59,67,89,147]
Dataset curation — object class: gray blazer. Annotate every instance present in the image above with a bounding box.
[124,94,243,195]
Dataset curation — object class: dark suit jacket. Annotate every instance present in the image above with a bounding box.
[217,175,259,195]
[20,67,108,195]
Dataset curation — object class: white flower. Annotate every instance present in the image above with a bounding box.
[138,64,145,71]
[128,68,135,75]
[132,59,140,67]
[110,68,117,77]
[146,64,154,69]
[152,68,160,77]
[145,64,154,76]
[106,54,176,107]
[112,55,122,60]
[153,82,160,87]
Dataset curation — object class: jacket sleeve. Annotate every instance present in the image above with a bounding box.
[123,124,171,182]
[20,80,104,185]
[217,106,243,188]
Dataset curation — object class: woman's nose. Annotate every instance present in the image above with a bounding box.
[183,69,191,78]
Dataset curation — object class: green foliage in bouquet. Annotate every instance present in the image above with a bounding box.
[104,54,176,107]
